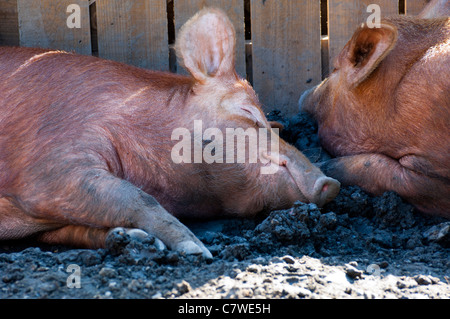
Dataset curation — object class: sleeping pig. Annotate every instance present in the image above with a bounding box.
[0,8,340,259]
[299,12,449,217]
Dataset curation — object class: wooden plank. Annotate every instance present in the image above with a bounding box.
[0,0,19,46]
[328,0,398,73]
[17,0,91,55]
[96,0,169,71]
[321,36,329,80]
[405,0,429,15]
[251,0,321,115]
[173,0,246,78]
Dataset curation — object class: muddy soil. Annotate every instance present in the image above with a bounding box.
[0,112,449,299]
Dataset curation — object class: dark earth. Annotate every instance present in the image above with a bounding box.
[0,111,449,299]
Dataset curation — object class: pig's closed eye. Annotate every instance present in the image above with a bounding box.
[242,107,252,115]
[241,107,264,127]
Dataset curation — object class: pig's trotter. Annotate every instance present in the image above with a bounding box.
[318,155,396,194]
[126,229,166,251]
[122,228,151,241]
[108,227,166,251]
[135,209,213,260]
[317,159,346,182]
[317,153,442,201]
[175,240,213,258]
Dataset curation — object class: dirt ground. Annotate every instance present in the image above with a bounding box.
[0,112,449,299]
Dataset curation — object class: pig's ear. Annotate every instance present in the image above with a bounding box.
[337,22,398,89]
[176,8,236,83]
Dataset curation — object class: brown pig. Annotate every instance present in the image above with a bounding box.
[0,8,340,258]
[299,15,449,218]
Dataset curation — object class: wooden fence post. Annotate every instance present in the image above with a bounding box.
[251,0,321,115]
[96,0,169,71]
[0,0,19,46]
[17,0,91,55]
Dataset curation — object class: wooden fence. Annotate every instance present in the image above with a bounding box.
[0,0,430,115]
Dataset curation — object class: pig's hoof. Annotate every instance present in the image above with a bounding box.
[125,228,148,240]
[153,238,166,251]
[108,227,167,252]
[124,228,166,251]
[176,240,213,261]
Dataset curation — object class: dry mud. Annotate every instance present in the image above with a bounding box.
[0,112,449,299]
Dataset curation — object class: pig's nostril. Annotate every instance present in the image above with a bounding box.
[322,183,329,193]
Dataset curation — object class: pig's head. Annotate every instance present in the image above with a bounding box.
[173,8,340,217]
[299,21,398,154]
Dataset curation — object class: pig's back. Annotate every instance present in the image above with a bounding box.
[0,46,192,190]
[0,46,193,134]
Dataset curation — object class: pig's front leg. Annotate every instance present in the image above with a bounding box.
[26,169,212,259]
[317,153,436,205]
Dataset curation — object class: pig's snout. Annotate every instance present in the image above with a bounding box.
[265,151,340,207]
[311,176,341,207]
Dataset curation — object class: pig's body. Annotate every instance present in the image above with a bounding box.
[0,9,339,257]
[0,47,194,230]
[300,16,449,217]
[0,47,202,219]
